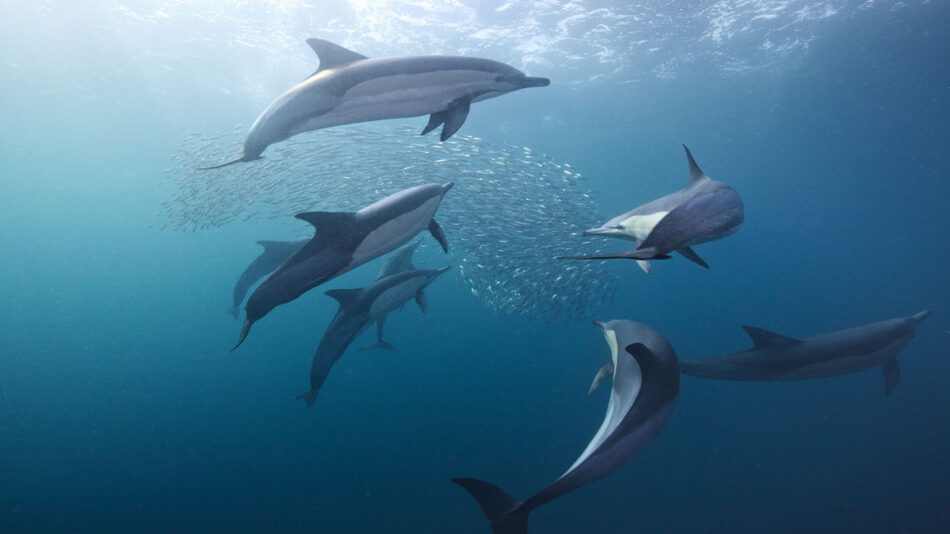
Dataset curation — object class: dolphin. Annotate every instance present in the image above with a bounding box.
[558,145,743,273]
[202,38,550,169]
[453,319,680,534]
[357,240,423,351]
[296,266,452,407]
[228,237,309,318]
[680,310,932,395]
[232,182,453,351]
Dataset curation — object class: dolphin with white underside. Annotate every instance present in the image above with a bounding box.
[453,319,680,534]
[232,182,453,351]
[228,237,309,319]
[202,39,550,169]
[558,145,743,273]
[297,266,451,407]
[680,310,932,395]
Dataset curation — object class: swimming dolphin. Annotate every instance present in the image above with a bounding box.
[297,266,452,407]
[357,240,422,351]
[228,237,309,318]
[232,182,453,351]
[558,146,743,273]
[680,310,932,395]
[453,319,680,534]
[202,38,550,169]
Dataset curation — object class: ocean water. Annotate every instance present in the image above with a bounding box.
[1,1,949,533]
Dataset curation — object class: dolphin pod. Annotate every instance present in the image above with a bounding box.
[559,145,744,273]
[232,182,453,350]
[202,39,550,169]
[680,310,932,395]
[453,319,680,534]
[297,266,452,407]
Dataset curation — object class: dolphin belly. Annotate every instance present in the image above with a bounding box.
[618,211,668,242]
[779,337,913,380]
[350,197,441,267]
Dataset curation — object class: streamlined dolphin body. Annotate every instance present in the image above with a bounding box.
[297,266,451,407]
[228,237,309,318]
[453,319,680,534]
[233,182,453,350]
[559,146,743,273]
[358,240,422,351]
[203,39,550,168]
[680,310,932,395]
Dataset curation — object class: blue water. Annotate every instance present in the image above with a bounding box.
[1,2,949,533]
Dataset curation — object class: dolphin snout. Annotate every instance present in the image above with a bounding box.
[593,320,607,331]
[521,76,551,88]
[912,310,932,323]
[442,182,455,193]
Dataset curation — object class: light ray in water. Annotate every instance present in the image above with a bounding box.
[163,126,619,321]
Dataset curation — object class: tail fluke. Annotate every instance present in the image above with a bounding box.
[359,340,396,352]
[296,390,318,408]
[452,478,528,534]
[557,247,672,262]
[199,154,262,170]
[231,319,253,352]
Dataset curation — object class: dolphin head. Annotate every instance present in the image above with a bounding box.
[912,310,932,324]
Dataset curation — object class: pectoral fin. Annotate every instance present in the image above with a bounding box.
[588,360,614,395]
[429,219,449,252]
[677,246,709,269]
[882,359,900,396]
[440,97,471,141]
[421,111,447,135]
[415,289,428,313]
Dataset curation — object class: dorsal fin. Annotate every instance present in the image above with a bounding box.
[306,39,368,74]
[742,326,802,349]
[683,145,708,183]
[294,211,355,234]
[324,288,361,309]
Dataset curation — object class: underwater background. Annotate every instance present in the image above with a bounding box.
[1,1,948,532]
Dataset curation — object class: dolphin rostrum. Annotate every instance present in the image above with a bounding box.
[558,145,743,273]
[297,266,452,407]
[228,237,309,319]
[680,310,932,395]
[202,39,550,169]
[232,182,453,351]
[453,319,680,534]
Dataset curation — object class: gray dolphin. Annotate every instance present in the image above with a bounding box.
[453,319,680,534]
[357,240,422,351]
[680,310,932,395]
[297,266,452,407]
[559,146,743,273]
[232,182,453,351]
[202,39,550,169]
[228,237,309,319]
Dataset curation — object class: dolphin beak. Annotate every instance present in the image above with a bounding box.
[442,181,455,193]
[912,310,932,323]
[519,76,550,88]
[592,320,607,331]
[583,227,615,236]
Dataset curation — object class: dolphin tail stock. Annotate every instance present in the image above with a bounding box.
[198,153,262,170]
[451,478,529,534]
[231,319,253,352]
[296,389,318,408]
[556,247,672,262]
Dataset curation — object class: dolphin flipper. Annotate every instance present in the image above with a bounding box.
[677,246,709,269]
[440,97,471,141]
[451,478,529,534]
[421,111,447,136]
[429,219,449,252]
[882,359,900,396]
[415,289,428,313]
[588,360,614,395]
[557,247,672,262]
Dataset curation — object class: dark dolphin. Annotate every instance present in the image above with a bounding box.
[202,39,550,168]
[297,266,451,407]
[232,182,453,350]
[559,145,743,273]
[228,237,309,318]
[680,310,932,395]
[453,319,680,534]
